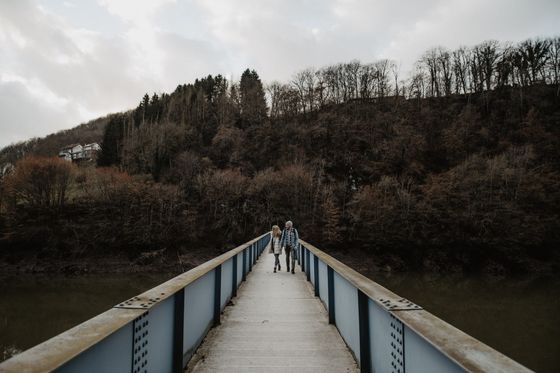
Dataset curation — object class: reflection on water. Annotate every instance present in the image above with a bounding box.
[0,273,173,363]
[373,273,560,373]
[0,272,558,372]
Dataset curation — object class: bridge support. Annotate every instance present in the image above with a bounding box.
[328,266,335,324]
[248,245,252,272]
[172,289,185,373]
[305,249,310,281]
[357,290,371,373]
[242,249,247,281]
[213,265,222,326]
[313,255,319,297]
[232,255,238,297]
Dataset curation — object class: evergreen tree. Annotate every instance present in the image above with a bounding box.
[97,115,125,166]
[239,69,268,127]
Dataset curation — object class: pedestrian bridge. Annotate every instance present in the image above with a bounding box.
[0,234,531,372]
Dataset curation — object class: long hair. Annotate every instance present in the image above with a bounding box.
[271,225,281,237]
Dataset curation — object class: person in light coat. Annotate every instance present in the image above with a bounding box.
[268,225,282,272]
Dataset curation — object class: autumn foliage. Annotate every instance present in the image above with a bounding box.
[3,157,74,207]
[0,37,559,272]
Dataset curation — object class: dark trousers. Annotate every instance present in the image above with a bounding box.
[285,246,296,270]
[274,254,280,269]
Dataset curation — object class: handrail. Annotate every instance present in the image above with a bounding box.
[0,233,269,372]
[299,239,532,373]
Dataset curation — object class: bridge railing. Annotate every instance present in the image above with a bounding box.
[297,240,532,373]
[0,233,270,373]
[1,233,532,373]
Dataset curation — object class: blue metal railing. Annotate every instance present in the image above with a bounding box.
[297,240,532,373]
[0,234,532,373]
[0,234,270,373]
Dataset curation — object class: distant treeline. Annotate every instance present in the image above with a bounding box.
[1,36,559,273]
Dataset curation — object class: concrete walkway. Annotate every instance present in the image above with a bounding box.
[186,250,359,373]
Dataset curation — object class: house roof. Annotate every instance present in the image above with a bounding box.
[60,144,82,151]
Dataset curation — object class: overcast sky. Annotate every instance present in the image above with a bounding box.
[1,0,559,148]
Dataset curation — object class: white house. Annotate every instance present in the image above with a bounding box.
[58,143,101,162]
[81,143,101,160]
[59,144,83,161]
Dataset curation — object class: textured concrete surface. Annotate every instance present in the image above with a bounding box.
[186,251,359,372]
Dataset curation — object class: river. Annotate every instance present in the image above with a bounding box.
[0,272,558,372]
[374,273,560,373]
[0,273,172,362]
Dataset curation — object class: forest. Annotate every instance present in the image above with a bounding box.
[0,36,559,274]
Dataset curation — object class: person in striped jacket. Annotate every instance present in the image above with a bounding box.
[280,220,299,274]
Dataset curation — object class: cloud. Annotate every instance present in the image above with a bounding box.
[0,0,559,148]
[0,0,219,148]
[0,79,80,145]
[98,0,176,23]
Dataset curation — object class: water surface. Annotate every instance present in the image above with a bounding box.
[374,273,560,373]
[0,273,172,362]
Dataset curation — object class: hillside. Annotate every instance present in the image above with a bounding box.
[0,116,110,169]
[1,37,560,274]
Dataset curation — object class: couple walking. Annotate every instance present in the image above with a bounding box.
[268,221,299,274]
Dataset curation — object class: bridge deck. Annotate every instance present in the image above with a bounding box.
[186,251,359,373]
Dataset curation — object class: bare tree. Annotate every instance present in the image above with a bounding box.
[547,37,560,84]
[420,48,441,97]
[344,60,362,99]
[391,61,401,97]
[359,63,376,99]
[437,48,453,96]
[292,68,317,114]
[374,59,392,98]
[518,38,551,84]
[452,47,471,94]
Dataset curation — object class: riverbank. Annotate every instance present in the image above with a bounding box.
[1,243,558,278]
[0,246,221,277]
[324,246,560,277]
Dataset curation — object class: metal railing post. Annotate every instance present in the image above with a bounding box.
[301,245,305,272]
[358,290,371,373]
[232,255,238,297]
[306,249,310,281]
[172,289,185,373]
[242,249,247,281]
[327,266,335,324]
[248,245,252,272]
[214,265,222,326]
[313,255,319,296]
